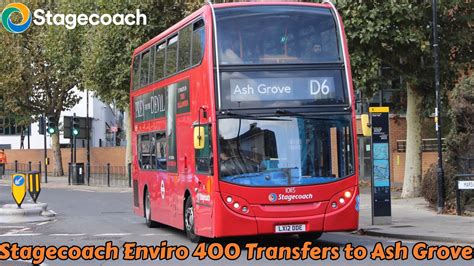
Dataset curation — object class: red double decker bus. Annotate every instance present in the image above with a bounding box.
[130,1,358,242]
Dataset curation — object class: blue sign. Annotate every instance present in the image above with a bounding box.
[13,175,25,186]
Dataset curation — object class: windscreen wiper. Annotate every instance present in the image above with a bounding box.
[274,109,305,117]
[219,110,290,121]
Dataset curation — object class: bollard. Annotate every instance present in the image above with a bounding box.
[28,161,32,172]
[38,161,42,175]
[14,160,18,172]
[107,163,111,187]
[128,163,132,188]
[68,163,71,185]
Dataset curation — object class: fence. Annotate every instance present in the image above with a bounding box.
[1,160,131,188]
[83,163,131,187]
[396,138,446,152]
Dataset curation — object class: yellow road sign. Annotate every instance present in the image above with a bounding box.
[11,173,26,208]
[28,172,41,203]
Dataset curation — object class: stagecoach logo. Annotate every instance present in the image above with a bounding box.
[1,2,147,33]
[268,193,277,202]
[268,192,314,202]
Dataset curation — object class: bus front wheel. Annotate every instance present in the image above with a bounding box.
[144,189,160,228]
[184,197,201,243]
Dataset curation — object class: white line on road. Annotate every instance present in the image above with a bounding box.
[0,225,26,229]
[50,233,86,236]
[94,233,132,236]
[36,221,50,226]
[0,233,42,236]
[140,233,173,236]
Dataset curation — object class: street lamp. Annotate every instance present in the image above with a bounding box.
[432,0,445,213]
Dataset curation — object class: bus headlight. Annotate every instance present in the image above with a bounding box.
[226,196,233,203]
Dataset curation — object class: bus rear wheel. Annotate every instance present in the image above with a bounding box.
[184,197,201,243]
[144,189,160,228]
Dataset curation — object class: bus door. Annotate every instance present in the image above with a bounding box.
[193,124,213,236]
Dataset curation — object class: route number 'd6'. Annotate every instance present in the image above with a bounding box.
[310,79,330,95]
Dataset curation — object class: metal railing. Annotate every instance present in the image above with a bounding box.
[83,163,131,187]
[1,160,131,188]
[396,138,446,152]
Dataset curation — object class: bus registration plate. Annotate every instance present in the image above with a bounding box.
[275,224,306,233]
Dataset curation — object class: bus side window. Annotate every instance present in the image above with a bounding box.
[195,125,212,173]
[166,34,178,76]
[155,132,167,170]
[192,19,205,65]
[154,42,166,81]
[140,50,151,87]
[132,55,140,90]
[178,24,192,71]
[138,134,153,169]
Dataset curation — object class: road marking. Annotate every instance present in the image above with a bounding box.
[50,233,86,236]
[140,233,172,236]
[94,233,132,236]
[49,210,57,215]
[0,225,26,229]
[36,221,50,226]
[0,233,42,236]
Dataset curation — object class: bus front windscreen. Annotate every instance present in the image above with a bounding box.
[216,6,341,65]
[218,115,354,187]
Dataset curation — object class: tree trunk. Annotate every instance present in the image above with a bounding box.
[124,109,132,166]
[401,83,423,198]
[51,133,64,176]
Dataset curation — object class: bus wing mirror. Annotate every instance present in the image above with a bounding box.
[194,126,205,150]
[361,114,371,137]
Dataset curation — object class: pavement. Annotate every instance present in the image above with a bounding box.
[1,174,473,245]
[358,194,474,244]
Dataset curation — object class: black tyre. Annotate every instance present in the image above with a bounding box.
[298,232,322,242]
[184,196,201,243]
[144,189,160,228]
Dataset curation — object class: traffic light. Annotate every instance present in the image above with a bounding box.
[38,116,45,135]
[72,117,80,136]
[47,116,57,135]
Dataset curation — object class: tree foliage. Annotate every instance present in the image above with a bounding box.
[81,0,191,109]
[338,0,471,105]
[0,1,84,175]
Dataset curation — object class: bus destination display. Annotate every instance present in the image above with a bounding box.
[230,77,336,102]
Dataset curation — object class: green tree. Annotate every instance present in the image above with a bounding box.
[0,1,84,175]
[81,0,190,165]
[337,0,471,198]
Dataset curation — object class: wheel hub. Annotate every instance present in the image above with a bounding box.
[185,206,194,231]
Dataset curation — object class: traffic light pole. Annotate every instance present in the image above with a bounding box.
[73,113,77,164]
[43,115,48,183]
[70,116,73,165]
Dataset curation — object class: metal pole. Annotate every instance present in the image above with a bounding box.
[128,162,132,188]
[86,89,91,181]
[70,116,73,166]
[432,0,445,213]
[107,163,110,187]
[38,161,41,175]
[73,113,77,164]
[14,160,18,172]
[43,115,48,183]
[27,124,30,149]
[28,161,31,172]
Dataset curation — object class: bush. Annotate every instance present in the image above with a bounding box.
[422,163,457,209]
[423,74,474,211]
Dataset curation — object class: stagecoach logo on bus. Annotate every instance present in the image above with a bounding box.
[1,2,146,33]
[268,192,313,203]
